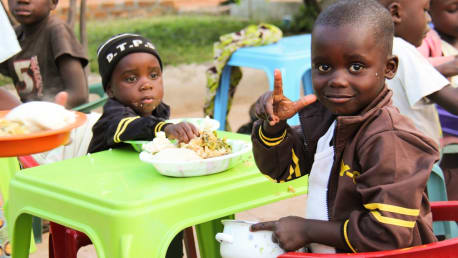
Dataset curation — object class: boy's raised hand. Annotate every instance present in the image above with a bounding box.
[164,122,199,143]
[256,69,317,126]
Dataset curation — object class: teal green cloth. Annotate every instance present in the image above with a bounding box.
[204,23,282,131]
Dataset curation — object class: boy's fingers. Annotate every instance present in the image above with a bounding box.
[54,91,68,107]
[273,69,284,101]
[250,221,277,232]
[294,94,317,111]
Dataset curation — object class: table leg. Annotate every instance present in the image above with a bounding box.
[11,213,33,258]
[195,214,235,258]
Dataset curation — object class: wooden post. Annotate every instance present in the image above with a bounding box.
[79,0,89,74]
[67,0,78,30]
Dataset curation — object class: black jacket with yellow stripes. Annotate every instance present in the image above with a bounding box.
[251,87,439,253]
[88,98,170,153]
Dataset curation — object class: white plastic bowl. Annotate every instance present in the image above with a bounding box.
[216,220,285,258]
[139,139,252,177]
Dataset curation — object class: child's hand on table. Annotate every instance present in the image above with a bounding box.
[164,122,199,143]
[255,69,317,127]
[250,216,309,251]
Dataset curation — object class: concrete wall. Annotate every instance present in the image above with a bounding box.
[1,0,226,21]
[230,0,303,21]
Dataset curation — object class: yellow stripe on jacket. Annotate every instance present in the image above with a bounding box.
[114,116,140,143]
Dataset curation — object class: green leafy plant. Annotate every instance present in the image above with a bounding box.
[285,3,320,34]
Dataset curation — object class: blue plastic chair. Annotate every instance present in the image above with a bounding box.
[214,34,312,129]
[302,68,314,95]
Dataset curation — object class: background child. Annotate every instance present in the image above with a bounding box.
[377,0,458,144]
[88,34,199,257]
[250,0,439,253]
[0,0,88,109]
[418,0,458,202]
[379,0,458,201]
[417,0,458,87]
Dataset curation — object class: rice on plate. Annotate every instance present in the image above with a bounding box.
[139,131,252,177]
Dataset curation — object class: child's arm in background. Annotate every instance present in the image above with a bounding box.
[56,54,88,109]
[428,84,458,115]
[417,30,458,78]
[433,55,458,78]
[0,87,20,109]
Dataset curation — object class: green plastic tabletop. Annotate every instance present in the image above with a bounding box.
[8,131,308,258]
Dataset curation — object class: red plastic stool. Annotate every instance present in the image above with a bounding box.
[48,222,91,258]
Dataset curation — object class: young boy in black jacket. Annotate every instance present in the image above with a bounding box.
[88,33,199,154]
[88,34,199,258]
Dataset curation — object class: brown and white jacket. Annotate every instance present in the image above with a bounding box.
[251,87,439,253]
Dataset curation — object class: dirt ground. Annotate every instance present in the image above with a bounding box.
[4,63,307,258]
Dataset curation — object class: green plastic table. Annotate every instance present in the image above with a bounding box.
[8,131,308,258]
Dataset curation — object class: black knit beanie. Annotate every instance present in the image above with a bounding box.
[97,33,163,91]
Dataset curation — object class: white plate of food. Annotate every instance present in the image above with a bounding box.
[139,131,252,177]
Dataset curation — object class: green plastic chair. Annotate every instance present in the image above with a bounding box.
[73,82,108,113]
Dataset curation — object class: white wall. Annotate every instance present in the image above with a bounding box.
[230,0,303,21]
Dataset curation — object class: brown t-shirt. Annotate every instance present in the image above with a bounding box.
[0,16,88,102]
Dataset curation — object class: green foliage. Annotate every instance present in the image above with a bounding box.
[285,3,319,34]
[220,0,240,5]
[0,75,12,86]
[84,15,256,73]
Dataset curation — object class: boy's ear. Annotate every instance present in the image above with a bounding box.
[386,2,402,25]
[106,84,114,98]
[50,1,57,11]
[384,55,398,80]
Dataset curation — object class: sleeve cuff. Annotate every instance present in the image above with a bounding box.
[154,121,170,136]
[258,124,287,147]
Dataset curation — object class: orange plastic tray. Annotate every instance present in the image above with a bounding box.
[0,110,86,157]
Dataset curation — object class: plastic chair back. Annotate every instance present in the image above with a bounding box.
[279,201,458,258]
[301,68,314,95]
[427,164,458,239]
[72,83,108,113]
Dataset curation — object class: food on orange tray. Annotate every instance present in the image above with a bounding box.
[0,119,29,136]
[0,101,76,136]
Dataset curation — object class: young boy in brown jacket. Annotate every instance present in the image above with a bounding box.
[250,0,439,254]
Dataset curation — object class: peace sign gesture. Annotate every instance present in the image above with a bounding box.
[255,69,316,126]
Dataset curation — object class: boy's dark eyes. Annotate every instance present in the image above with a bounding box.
[125,75,137,83]
[349,63,365,72]
[446,5,457,13]
[316,64,331,72]
[150,72,159,79]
